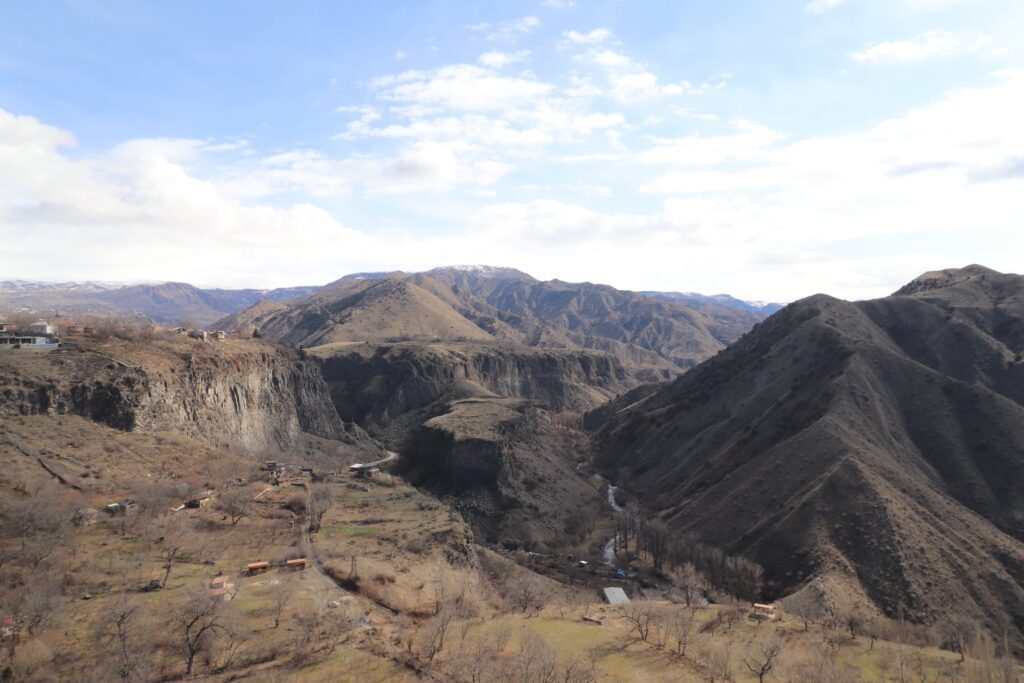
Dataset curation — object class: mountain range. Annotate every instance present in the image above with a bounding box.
[215,266,771,379]
[589,264,1024,649]
[1,269,780,356]
[0,279,318,326]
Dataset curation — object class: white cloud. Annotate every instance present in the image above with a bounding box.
[478,50,531,68]
[393,51,407,61]
[636,120,783,164]
[563,28,610,45]
[470,16,540,42]
[805,0,846,13]
[852,30,992,63]
[371,64,554,112]
[452,70,1024,300]
[543,0,576,7]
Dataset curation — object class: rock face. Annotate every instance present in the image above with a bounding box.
[311,342,630,447]
[400,398,601,548]
[0,337,369,454]
[588,266,1024,652]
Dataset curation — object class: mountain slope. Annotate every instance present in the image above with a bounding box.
[589,266,1024,651]
[219,266,768,380]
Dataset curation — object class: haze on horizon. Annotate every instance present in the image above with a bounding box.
[1,0,1023,302]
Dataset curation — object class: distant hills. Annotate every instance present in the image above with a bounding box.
[1,269,778,359]
[640,290,784,315]
[0,279,317,326]
[589,264,1024,650]
[215,265,771,379]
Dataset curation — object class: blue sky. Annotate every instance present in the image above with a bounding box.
[1,0,1022,300]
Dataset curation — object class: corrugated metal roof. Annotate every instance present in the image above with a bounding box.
[602,587,630,605]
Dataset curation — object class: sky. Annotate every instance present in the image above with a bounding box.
[1,0,1023,302]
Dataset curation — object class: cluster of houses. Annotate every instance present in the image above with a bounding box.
[245,557,307,576]
[263,460,337,486]
[0,316,241,350]
[169,327,234,341]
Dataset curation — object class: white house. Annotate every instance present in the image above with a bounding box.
[26,320,55,336]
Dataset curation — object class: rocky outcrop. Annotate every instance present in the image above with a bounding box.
[400,398,601,549]
[0,338,369,453]
[311,342,630,446]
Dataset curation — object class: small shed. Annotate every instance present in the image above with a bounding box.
[602,587,630,605]
[104,500,137,516]
[246,561,270,575]
[753,603,776,620]
[286,558,308,571]
[349,463,379,479]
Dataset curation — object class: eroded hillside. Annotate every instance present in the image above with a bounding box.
[590,266,1024,653]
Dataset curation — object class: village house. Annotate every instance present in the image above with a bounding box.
[58,321,84,335]
[349,463,379,480]
[103,500,138,516]
[246,561,270,575]
[26,320,56,336]
[188,330,208,341]
[752,603,777,620]
[0,322,10,333]
[286,557,308,571]
[213,330,227,340]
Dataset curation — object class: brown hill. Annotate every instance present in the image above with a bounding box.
[589,266,1024,652]
[217,276,495,346]
[218,266,766,380]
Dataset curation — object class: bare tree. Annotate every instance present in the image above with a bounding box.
[676,562,702,607]
[701,640,734,683]
[643,518,673,571]
[782,589,822,631]
[742,631,785,683]
[943,615,977,663]
[672,610,696,657]
[270,585,291,629]
[505,573,552,614]
[308,483,333,533]
[622,601,656,643]
[841,610,863,641]
[154,521,188,588]
[95,596,144,681]
[169,591,232,676]
[720,605,742,632]
[216,489,251,526]
[18,578,61,635]
[420,606,457,662]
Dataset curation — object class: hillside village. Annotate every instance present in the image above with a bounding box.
[0,315,247,351]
